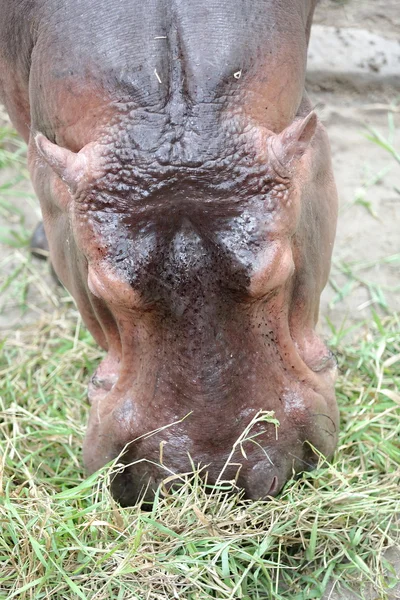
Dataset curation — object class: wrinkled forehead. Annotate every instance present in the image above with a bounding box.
[84,181,292,262]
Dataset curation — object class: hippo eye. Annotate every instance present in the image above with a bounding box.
[88,264,142,311]
[248,240,294,299]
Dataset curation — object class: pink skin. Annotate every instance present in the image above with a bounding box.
[27,106,339,505]
[1,0,336,505]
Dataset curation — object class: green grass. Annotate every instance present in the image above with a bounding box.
[0,115,399,599]
[0,309,399,599]
[0,120,34,248]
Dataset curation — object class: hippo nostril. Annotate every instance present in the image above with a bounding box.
[111,467,156,507]
[241,461,284,500]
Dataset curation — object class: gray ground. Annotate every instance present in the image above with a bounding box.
[316,97,399,333]
[0,1,399,597]
[315,0,400,39]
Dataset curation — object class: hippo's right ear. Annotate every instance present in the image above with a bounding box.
[269,112,317,172]
[35,134,87,192]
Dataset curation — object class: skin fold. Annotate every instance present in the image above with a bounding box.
[0,0,338,505]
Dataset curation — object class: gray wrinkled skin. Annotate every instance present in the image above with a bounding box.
[0,0,338,505]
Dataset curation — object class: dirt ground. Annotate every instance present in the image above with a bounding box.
[315,0,400,39]
[311,0,400,334]
[0,17,398,332]
[2,94,398,334]
[315,97,399,332]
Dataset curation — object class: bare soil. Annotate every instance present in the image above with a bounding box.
[316,97,399,333]
[315,0,400,39]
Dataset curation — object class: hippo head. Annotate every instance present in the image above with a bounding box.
[30,109,338,505]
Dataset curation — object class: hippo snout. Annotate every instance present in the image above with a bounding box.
[82,384,337,507]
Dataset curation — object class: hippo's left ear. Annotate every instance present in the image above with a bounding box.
[35,134,87,192]
[269,112,317,171]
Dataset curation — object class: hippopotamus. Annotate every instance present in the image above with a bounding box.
[0,0,339,505]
